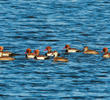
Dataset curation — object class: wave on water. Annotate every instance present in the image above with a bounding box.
[57,0,78,3]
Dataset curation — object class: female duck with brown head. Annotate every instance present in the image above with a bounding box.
[101,47,110,58]
[0,56,15,61]
[34,49,48,60]
[44,46,59,56]
[25,48,35,59]
[53,51,68,62]
[64,44,81,53]
[83,46,99,54]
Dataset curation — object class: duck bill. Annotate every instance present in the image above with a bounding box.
[44,49,47,51]
[32,52,35,54]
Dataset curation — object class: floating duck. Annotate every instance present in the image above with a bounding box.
[44,46,59,56]
[34,49,48,60]
[0,56,15,61]
[25,48,35,59]
[0,46,14,56]
[101,47,110,58]
[83,46,99,54]
[64,44,81,53]
[53,51,68,62]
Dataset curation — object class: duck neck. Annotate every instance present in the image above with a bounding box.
[105,51,108,54]
[84,48,88,52]
[66,47,70,50]
[54,53,58,57]
[36,52,39,56]
[27,51,31,54]
[48,50,52,53]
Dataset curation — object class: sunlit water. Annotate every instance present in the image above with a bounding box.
[0,0,110,100]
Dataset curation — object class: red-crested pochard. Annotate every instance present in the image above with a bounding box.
[0,46,14,56]
[44,46,59,56]
[101,47,110,58]
[34,49,48,60]
[25,48,35,59]
[53,51,68,62]
[0,56,15,61]
[64,45,81,53]
[83,46,99,54]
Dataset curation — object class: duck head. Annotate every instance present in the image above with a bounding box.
[34,49,40,56]
[25,48,31,54]
[44,46,52,52]
[83,46,88,51]
[101,47,108,53]
[64,44,70,49]
[0,46,4,51]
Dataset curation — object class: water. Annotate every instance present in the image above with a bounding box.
[0,0,110,100]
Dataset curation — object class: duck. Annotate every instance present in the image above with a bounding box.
[101,47,110,58]
[53,51,68,62]
[25,48,35,59]
[83,46,99,54]
[0,46,14,56]
[0,56,15,61]
[34,49,48,60]
[44,46,59,56]
[64,44,81,53]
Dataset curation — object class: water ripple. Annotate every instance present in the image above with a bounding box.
[0,0,110,100]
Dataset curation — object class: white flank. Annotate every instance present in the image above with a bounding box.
[36,56,46,60]
[68,49,77,53]
[27,55,35,58]
[47,53,54,56]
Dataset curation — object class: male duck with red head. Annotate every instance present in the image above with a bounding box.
[25,48,35,59]
[101,47,110,58]
[64,44,81,53]
[44,46,59,56]
[34,49,48,60]
[0,46,3,51]
[0,46,14,57]
[0,46,15,60]
[83,46,99,55]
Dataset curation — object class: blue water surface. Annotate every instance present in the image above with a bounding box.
[0,0,110,100]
